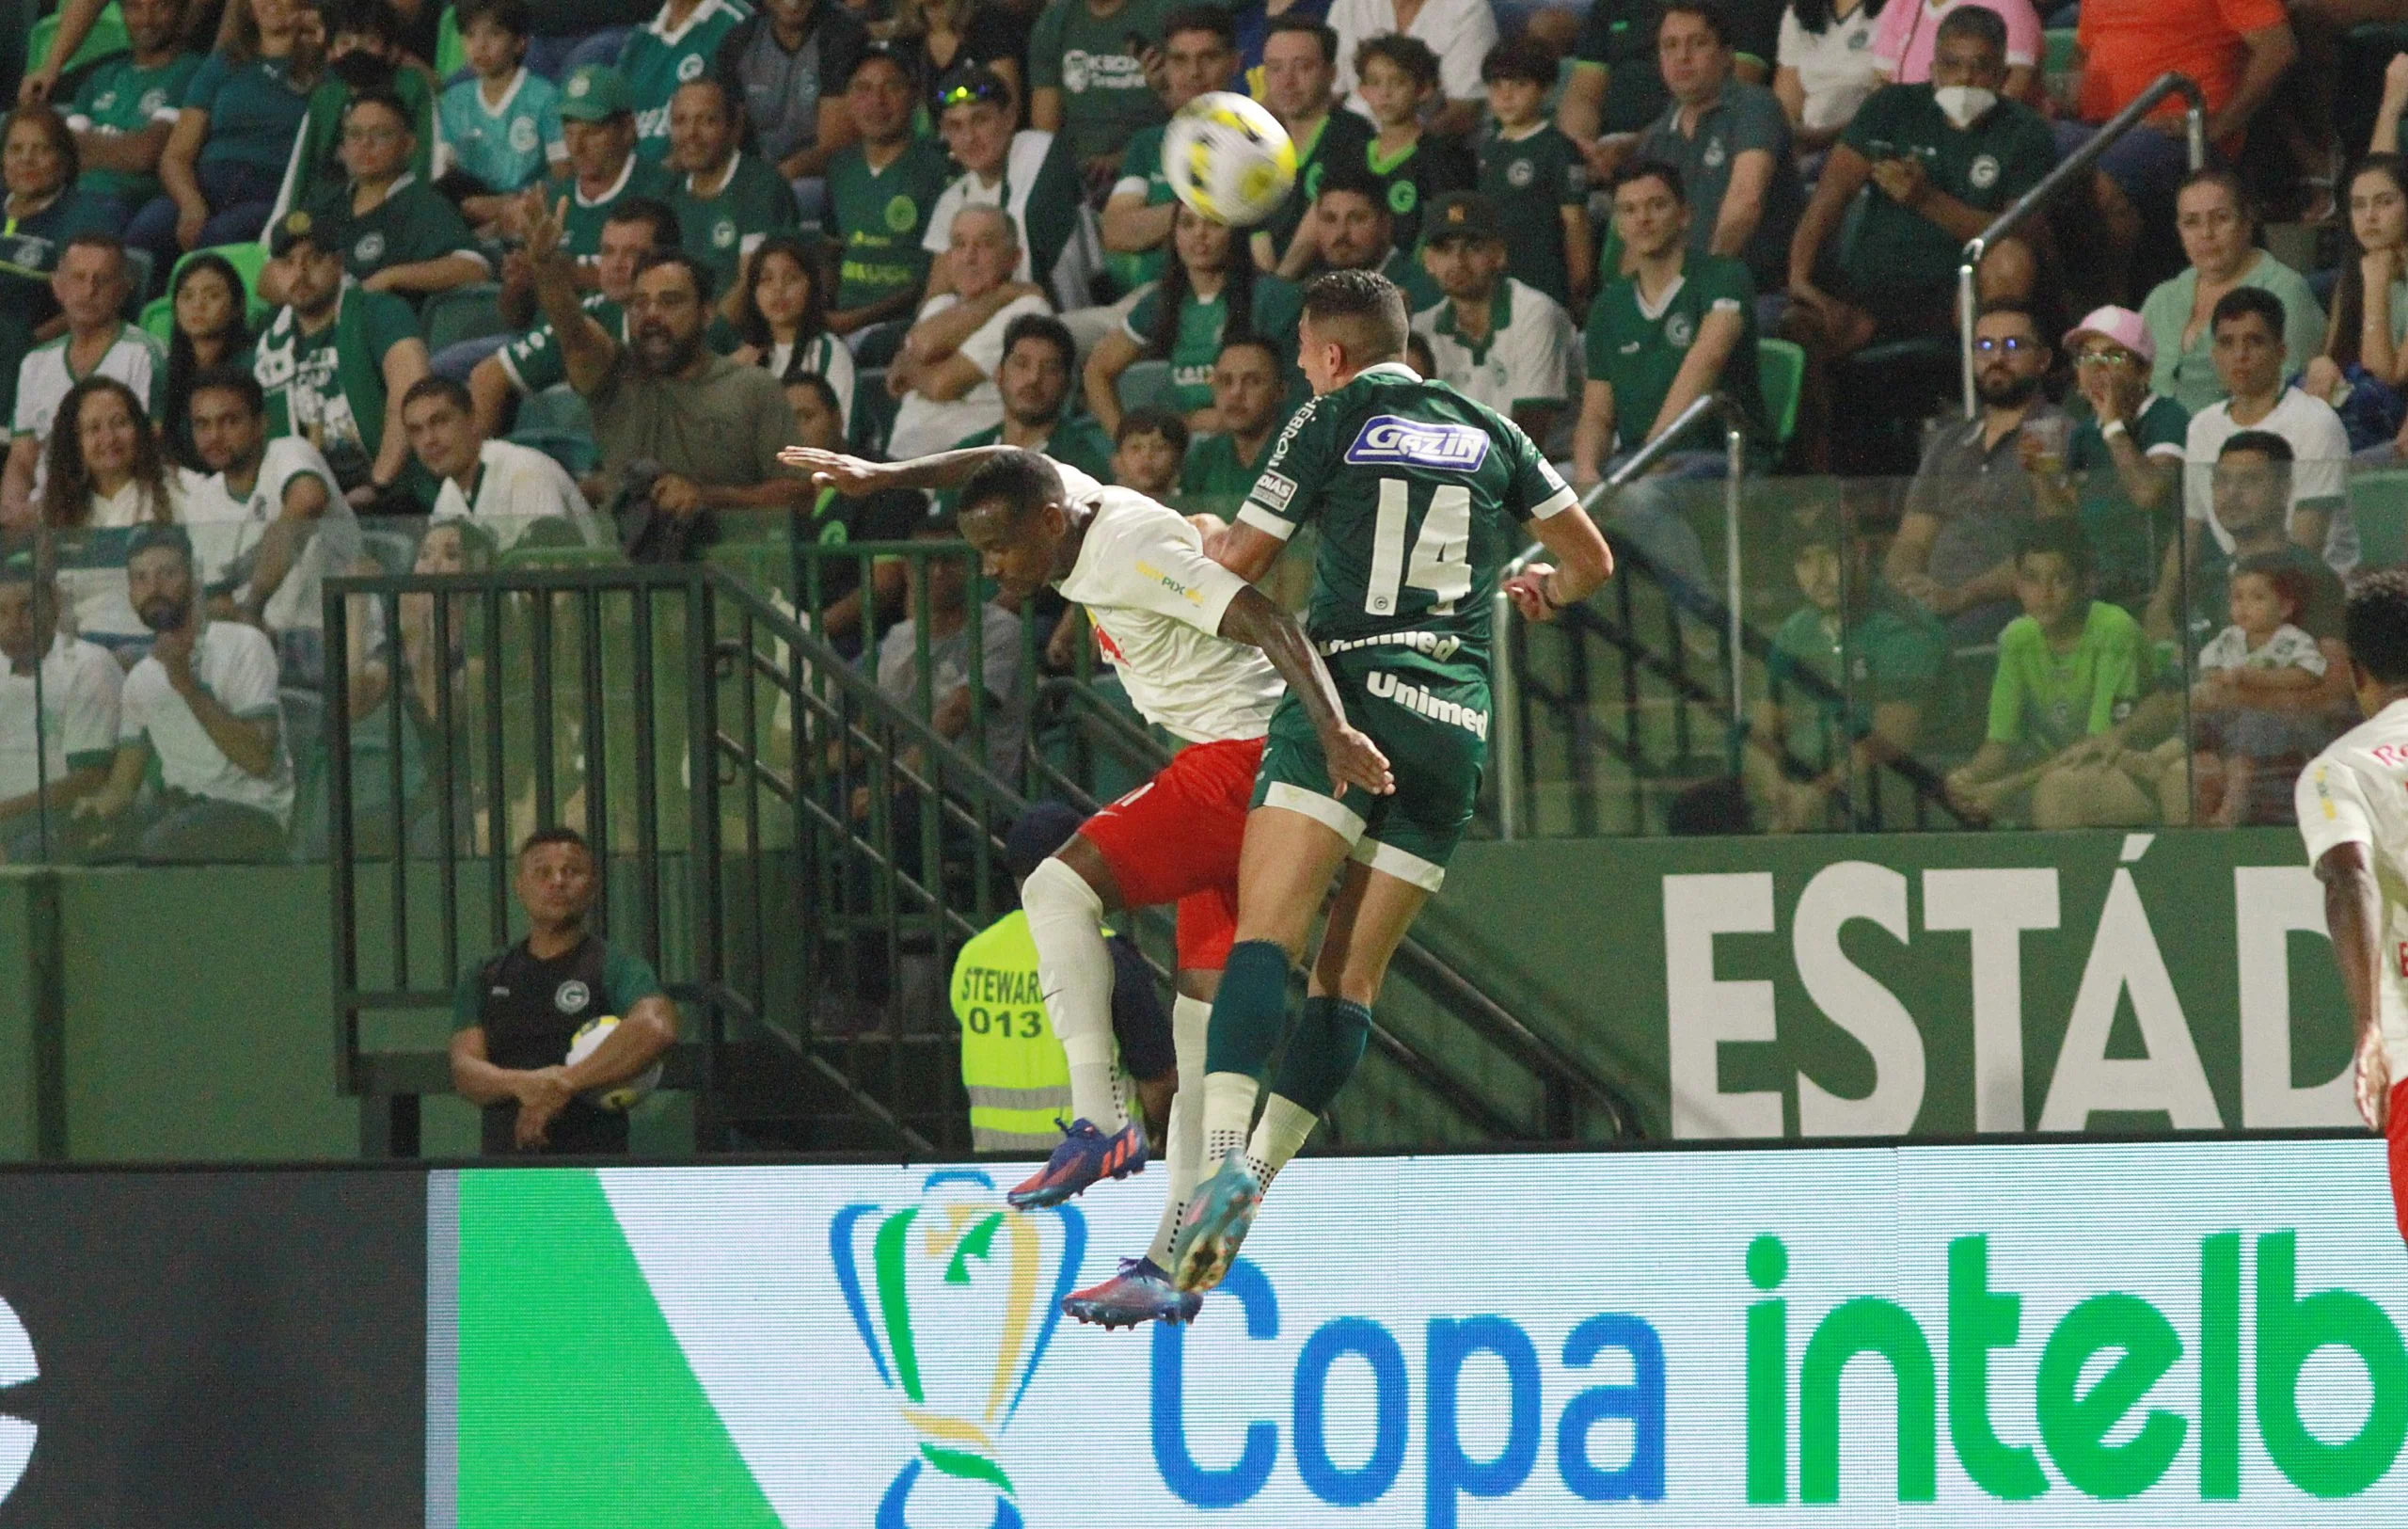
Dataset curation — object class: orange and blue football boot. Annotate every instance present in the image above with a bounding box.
[1006,1117,1149,1209]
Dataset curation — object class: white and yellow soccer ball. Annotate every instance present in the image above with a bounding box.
[1163,90,1298,229]
[564,1015,663,1112]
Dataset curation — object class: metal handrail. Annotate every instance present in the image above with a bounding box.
[1958,71,2206,417]
[1497,390,1751,838]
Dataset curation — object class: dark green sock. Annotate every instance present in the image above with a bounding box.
[1203,940,1291,1076]
[1268,995,1371,1115]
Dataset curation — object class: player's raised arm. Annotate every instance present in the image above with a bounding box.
[1217,585,1393,799]
[779,444,1020,495]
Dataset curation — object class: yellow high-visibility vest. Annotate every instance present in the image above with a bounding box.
[950,910,1075,1152]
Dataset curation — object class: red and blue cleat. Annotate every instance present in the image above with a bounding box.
[1061,1256,1203,1329]
[1006,1117,1149,1209]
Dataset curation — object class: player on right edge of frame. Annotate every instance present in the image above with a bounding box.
[2303,569,2408,1247]
[1169,268,1615,1293]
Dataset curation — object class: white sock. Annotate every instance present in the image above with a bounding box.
[1200,1071,1260,1178]
[1145,994,1212,1268]
[1244,1093,1318,1191]
[1021,857,1123,1130]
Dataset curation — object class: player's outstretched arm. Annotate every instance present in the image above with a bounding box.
[1218,585,1394,799]
[778,444,1019,496]
[2316,841,2392,1131]
[1503,506,1615,624]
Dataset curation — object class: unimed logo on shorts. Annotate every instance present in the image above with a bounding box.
[1343,417,1489,471]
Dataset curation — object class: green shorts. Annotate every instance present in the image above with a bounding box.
[1251,645,1489,891]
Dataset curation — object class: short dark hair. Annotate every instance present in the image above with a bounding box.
[341,88,412,128]
[1301,268,1409,367]
[2014,517,2090,580]
[1481,35,1558,86]
[1933,2,2008,56]
[517,824,592,860]
[1216,333,1282,372]
[605,196,681,252]
[1659,0,1732,48]
[1265,14,1339,68]
[1117,406,1191,453]
[2232,554,2312,625]
[1355,33,1441,89]
[849,41,917,86]
[672,73,737,116]
[403,374,474,416]
[2349,568,2408,685]
[783,372,843,416]
[456,0,531,38]
[2210,284,2286,338]
[61,230,125,271]
[1315,161,1387,208]
[635,247,715,304]
[328,0,404,44]
[1977,297,2044,339]
[188,364,264,417]
[1164,4,1236,47]
[2219,428,2295,466]
[958,447,1065,524]
[2178,166,2254,221]
[1609,157,1687,202]
[1001,312,1076,374]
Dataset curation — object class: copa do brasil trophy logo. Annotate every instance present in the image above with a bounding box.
[832,1170,1087,1529]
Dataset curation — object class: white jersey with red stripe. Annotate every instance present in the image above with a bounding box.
[1052,462,1283,745]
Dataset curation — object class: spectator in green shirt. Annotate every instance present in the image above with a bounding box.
[278,90,488,308]
[2026,304,2188,611]
[823,45,951,349]
[1353,34,1476,258]
[1478,36,1592,311]
[62,0,199,228]
[488,65,678,340]
[1947,519,2164,829]
[1086,201,1304,436]
[1558,0,1780,183]
[1028,0,1179,186]
[1102,6,1240,295]
[1782,4,2052,365]
[663,77,801,306]
[1745,511,1945,833]
[281,0,441,217]
[2139,169,2324,416]
[1634,0,1801,290]
[1249,17,1376,272]
[1179,335,1289,510]
[132,0,317,274]
[1272,164,1443,311]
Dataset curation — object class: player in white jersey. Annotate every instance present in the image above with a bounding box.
[785,441,1389,1326]
[2302,568,2408,1246]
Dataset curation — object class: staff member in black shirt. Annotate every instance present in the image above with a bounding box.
[450,825,679,1154]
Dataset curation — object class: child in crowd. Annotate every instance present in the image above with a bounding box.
[2190,557,2331,826]
[1946,520,2162,829]
[436,0,565,233]
[1354,35,1474,258]
[1477,37,1592,312]
[1110,407,1189,500]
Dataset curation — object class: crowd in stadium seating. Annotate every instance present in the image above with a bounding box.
[2,0,2406,857]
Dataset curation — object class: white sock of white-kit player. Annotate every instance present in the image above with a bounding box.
[1020,856,1125,1132]
[1144,993,1212,1269]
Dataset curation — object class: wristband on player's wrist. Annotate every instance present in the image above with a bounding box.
[1537,573,1565,612]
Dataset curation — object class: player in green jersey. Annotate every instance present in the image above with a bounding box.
[1169,270,1614,1292]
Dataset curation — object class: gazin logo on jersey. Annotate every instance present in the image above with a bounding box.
[832,1171,1087,1529]
[1343,416,1489,471]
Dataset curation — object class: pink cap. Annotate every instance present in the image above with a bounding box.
[2063,305,2154,365]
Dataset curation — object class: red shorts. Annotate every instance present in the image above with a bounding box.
[2390,1078,2408,1246]
[1076,735,1263,973]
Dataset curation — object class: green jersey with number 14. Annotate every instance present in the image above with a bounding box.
[1236,361,1576,661]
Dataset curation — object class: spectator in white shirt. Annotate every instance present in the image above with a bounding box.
[37,375,181,659]
[0,232,161,531]
[0,549,119,861]
[1410,190,1578,445]
[402,374,603,549]
[1773,0,1890,153]
[72,525,293,862]
[886,205,1053,460]
[1327,0,1496,137]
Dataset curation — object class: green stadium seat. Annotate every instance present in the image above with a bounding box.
[1755,337,1804,448]
[852,367,897,455]
[515,384,592,436]
[27,1,126,83]
[2043,27,2077,77]
[509,426,598,478]
[1116,358,1174,413]
[435,5,464,79]
[420,282,506,352]
[2352,469,2408,569]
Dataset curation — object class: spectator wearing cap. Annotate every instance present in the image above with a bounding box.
[952,801,1176,1153]
[663,78,801,305]
[2025,306,2188,611]
[72,523,293,862]
[888,205,1054,460]
[0,550,121,862]
[283,0,443,215]
[1275,164,1442,310]
[619,0,753,165]
[253,205,435,512]
[1249,17,1375,274]
[709,0,868,199]
[823,46,954,349]
[403,374,602,549]
[129,0,314,268]
[269,89,487,310]
[2,233,163,531]
[1102,7,1241,297]
[1028,0,1178,184]
[1328,0,1496,139]
[1782,6,2052,365]
[1478,37,1592,312]
[948,314,1115,484]
[499,65,678,304]
[923,68,1095,313]
[1179,336,1289,508]
[523,197,808,538]
[1087,200,1303,436]
[1634,0,1804,291]
[1412,191,1578,445]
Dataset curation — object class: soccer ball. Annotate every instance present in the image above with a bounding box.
[1162,91,1297,229]
[565,1015,662,1112]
